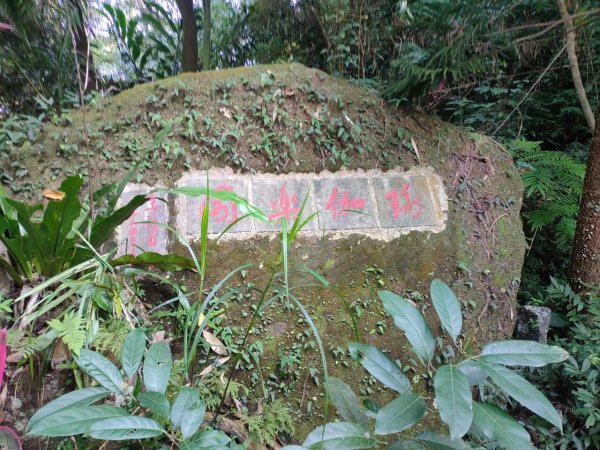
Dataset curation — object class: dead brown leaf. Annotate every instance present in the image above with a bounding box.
[43,188,65,201]
[202,330,227,355]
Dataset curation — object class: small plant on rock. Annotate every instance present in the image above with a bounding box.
[287,279,569,450]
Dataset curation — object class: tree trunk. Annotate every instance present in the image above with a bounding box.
[569,114,600,290]
[557,0,596,132]
[177,0,198,72]
[202,0,211,70]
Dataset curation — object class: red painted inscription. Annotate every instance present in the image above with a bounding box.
[325,187,365,220]
[385,183,423,219]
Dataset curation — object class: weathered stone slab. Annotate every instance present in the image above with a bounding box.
[184,177,251,235]
[373,175,439,227]
[314,177,377,230]
[252,178,317,232]
[172,168,446,239]
[118,185,168,255]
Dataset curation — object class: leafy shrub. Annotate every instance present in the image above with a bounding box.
[528,279,600,449]
[287,280,569,449]
[26,328,231,449]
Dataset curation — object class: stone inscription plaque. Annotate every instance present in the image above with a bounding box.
[118,186,169,255]
[118,169,446,251]
[175,168,446,238]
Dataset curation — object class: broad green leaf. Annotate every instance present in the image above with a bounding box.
[430,279,462,342]
[27,387,110,430]
[303,422,375,449]
[457,360,487,386]
[326,377,368,428]
[180,429,231,449]
[415,431,470,449]
[88,416,164,440]
[387,441,426,449]
[88,194,149,248]
[375,394,425,435]
[121,328,147,378]
[479,340,569,367]
[379,291,435,364]
[75,349,124,393]
[27,405,127,437]
[137,391,170,418]
[476,360,562,431]
[348,342,411,394]
[471,403,535,450]
[41,175,83,261]
[170,387,206,438]
[143,341,172,394]
[111,252,196,271]
[433,365,472,439]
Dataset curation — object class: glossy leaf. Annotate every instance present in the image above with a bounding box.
[375,394,425,435]
[121,328,146,379]
[27,406,127,437]
[111,252,196,271]
[170,387,206,438]
[303,422,375,449]
[88,416,163,440]
[143,341,171,394]
[137,391,170,418]
[348,342,411,394]
[379,291,435,364]
[433,365,472,439]
[471,403,535,450]
[457,360,487,386]
[27,387,110,430]
[479,340,569,367]
[476,360,562,431]
[387,441,426,450]
[326,377,368,428]
[89,190,148,248]
[75,350,124,393]
[415,431,470,449]
[430,279,462,342]
[180,429,231,449]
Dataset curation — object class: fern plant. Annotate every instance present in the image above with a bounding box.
[507,138,585,246]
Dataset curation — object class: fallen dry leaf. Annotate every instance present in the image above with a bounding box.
[43,188,65,201]
[202,330,227,355]
[219,106,232,119]
[198,356,231,377]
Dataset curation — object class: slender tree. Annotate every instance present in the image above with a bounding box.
[176,0,198,72]
[202,0,211,70]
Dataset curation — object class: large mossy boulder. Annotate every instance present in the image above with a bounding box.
[10,64,526,441]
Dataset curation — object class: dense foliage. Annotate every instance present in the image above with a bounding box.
[1,0,600,448]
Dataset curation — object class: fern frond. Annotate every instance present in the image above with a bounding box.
[48,312,88,355]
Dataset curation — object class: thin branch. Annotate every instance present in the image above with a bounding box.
[557,0,596,132]
[492,44,567,137]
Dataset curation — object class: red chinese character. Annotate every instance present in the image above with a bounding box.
[268,185,300,222]
[325,187,365,220]
[200,185,238,224]
[385,183,423,219]
[128,209,138,252]
[145,193,159,248]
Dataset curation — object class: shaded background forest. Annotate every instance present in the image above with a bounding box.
[1,0,600,448]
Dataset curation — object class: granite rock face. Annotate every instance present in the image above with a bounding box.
[20,64,527,438]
